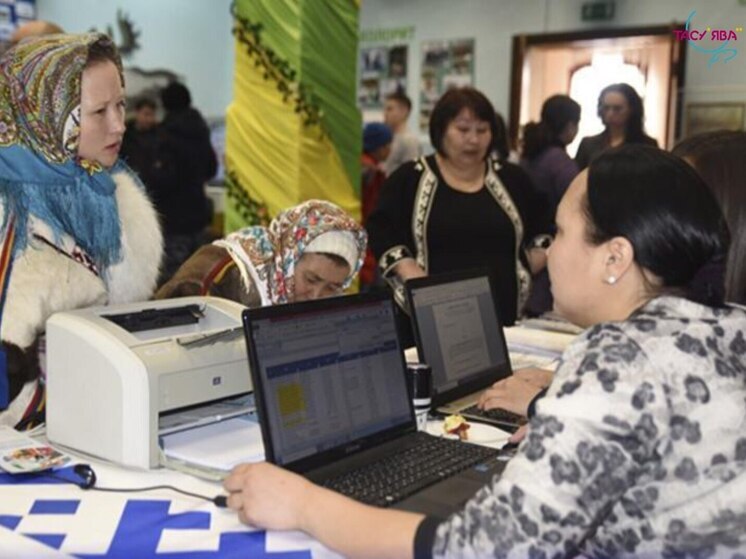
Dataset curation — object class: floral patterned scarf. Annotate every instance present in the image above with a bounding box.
[0,33,131,271]
[215,200,367,305]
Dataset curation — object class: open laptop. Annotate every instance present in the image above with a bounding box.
[242,292,510,517]
[405,269,526,432]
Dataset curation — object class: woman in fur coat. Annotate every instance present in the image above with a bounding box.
[0,33,162,429]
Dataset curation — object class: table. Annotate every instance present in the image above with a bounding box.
[1,322,576,558]
[0,454,341,559]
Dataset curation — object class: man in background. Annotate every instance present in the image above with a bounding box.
[120,97,171,206]
[157,82,217,284]
[382,91,421,176]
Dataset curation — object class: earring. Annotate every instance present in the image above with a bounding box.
[606,276,617,285]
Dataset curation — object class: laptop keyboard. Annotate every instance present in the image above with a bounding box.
[320,432,498,507]
[461,404,525,425]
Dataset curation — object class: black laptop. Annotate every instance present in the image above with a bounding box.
[405,269,526,432]
[242,292,510,517]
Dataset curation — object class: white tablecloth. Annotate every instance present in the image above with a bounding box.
[0,453,341,559]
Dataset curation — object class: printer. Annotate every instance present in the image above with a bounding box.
[46,296,253,469]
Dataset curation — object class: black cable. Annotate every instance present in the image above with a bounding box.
[89,485,228,508]
[41,469,228,508]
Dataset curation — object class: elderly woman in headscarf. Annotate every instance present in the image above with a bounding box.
[156,200,366,306]
[0,34,162,429]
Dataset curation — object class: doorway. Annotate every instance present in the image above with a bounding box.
[509,25,686,154]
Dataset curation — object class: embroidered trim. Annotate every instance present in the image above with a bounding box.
[379,244,413,278]
[483,157,531,312]
[201,254,236,296]
[32,234,100,277]
[412,157,438,271]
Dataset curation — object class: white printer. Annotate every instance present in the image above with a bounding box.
[46,296,253,469]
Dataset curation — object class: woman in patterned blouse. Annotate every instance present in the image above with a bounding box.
[223,145,746,558]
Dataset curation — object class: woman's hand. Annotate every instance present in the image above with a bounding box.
[224,462,315,531]
[525,247,547,274]
[223,462,423,558]
[394,258,427,282]
[477,375,545,417]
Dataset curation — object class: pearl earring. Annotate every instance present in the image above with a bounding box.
[606,276,617,285]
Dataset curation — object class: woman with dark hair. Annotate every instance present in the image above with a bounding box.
[673,130,746,305]
[521,95,581,213]
[520,94,581,315]
[0,34,162,427]
[222,145,746,558]
[367,87,550,326]
[575,82,658,170]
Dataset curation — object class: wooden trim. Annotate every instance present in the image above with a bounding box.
[508,23,688,150]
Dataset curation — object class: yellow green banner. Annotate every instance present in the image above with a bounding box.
[225,0,361,232]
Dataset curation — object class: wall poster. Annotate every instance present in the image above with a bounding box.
[358,27,414,109]
[419,38,475,130]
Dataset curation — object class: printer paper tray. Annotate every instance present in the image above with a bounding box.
[159,393,255,436]
[160,414,265,474]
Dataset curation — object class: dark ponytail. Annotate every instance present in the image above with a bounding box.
[522,95,580,160]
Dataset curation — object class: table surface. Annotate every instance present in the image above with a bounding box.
[1,448,342,559]
[0,323,574,558]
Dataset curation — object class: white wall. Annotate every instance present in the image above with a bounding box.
[36,0,746,126]
[360,0,746,135]
[37,0,234,119]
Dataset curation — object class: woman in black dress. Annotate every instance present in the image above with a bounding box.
[367,87,550,325]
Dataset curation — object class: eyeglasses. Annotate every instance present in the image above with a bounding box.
[600,104,627,114]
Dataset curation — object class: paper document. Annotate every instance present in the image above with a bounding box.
[0,426,71,474]
[161,414,265,473]
[503,325,577,356]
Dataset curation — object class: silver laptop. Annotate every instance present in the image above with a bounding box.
[405,270,526,432]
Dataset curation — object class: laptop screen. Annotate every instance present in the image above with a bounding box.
[408,273,510,398]
[245,296,413,467]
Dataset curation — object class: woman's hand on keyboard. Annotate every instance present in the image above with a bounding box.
[477,375,544,417]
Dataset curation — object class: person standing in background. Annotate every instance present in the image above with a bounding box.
[382,91,420,176]
[120,97,171,203]
[575,83,658,171]
[520,95,581,216]
[9,20,63,46]
[360,122,393,289]
[520,94,581,316]
[673,131,746,305]
[157,81,217,285]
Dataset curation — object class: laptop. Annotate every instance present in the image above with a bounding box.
[405,269,527,432]
[242,292,510,517]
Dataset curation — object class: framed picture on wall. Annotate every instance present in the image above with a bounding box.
[358,44,409,109]
[685,103,745,138]
[419,38,475,131]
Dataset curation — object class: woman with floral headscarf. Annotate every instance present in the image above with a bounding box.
[156,200,366,306]
[0,34,162,429]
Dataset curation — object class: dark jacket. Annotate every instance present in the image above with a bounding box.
[157,108,218,235]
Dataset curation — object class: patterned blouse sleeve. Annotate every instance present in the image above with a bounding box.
[427,324,671,558]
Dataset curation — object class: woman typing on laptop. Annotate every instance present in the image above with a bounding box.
[223,146,746,557]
